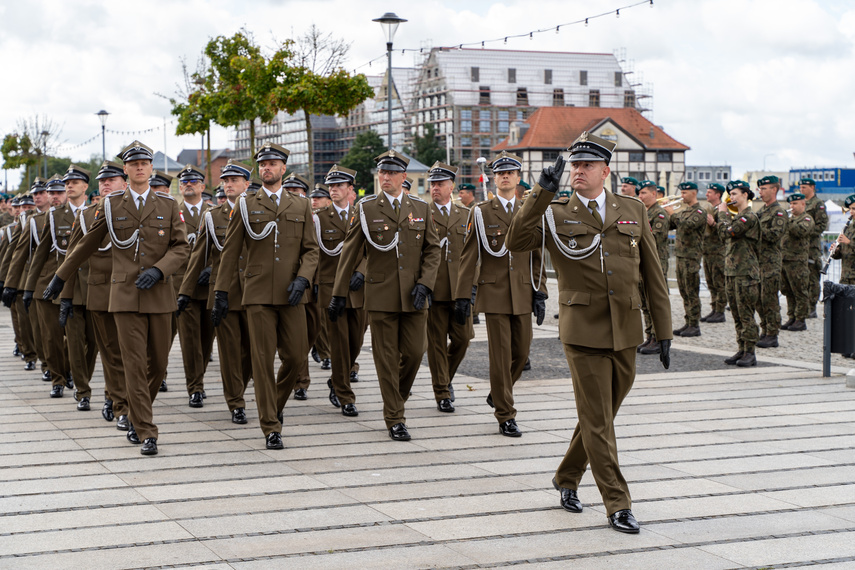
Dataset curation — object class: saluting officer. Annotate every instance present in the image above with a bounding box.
[425,162,472,413]
[799,177,828,317]
[781,193,814,331]
[507,132,671,534]
[181,159,253,424]
[330,150,440,441]
[636,180,670,354]
[755,176,788,348]
[667,181,706,337]
[46,141,190,456]
[0,193,38,370]
[717,180,761,367]
[454,151,547,438]
[212,142,319,450]
[701,183,727,323]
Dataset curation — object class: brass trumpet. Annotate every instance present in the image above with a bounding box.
[657,195,683,211]
[722,191,739,215]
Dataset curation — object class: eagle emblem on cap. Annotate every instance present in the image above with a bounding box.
[67,166,73,173]
[263,143,270,150]
[389,150,396,158]
[580,131,588,142]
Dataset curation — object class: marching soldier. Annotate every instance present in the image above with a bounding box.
[174,164,214,408]
[667,181,706,337]
[150,171,174,393]
[212,142,319,450]
[755,176,788,348]
[800,177,828,317]
[181,159,253,424]
[507,132,671,534]
[426,162,472,412]
[46,141,190,456]
[330,150,440,441]
[0,194,38,370]
[454,150,547,438]
[317,165,366,417]
[781,193,814,331]
[717,180,760,367]
[636,180,670,354]
[701,183,727,323]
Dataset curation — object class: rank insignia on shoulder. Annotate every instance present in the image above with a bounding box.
[617,220,638,225]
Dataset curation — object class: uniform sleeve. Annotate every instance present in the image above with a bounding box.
[506,183,549,252]
[214,200,246,294]
[762,210,787,244]
[180,215,210,296]
[296,199,319,284]
[454,207,480,300]
[417,202,441,291]
[24,218,53,292]
[59,216,85,300]
[332,204,368,298]
[638,203,673,341]
[6,221,34,288]
[812,204,829,236]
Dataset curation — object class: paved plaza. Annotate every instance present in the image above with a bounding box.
[1,292,855,568]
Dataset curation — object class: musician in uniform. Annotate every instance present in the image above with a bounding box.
[507,132,671,534]
[636,180,670,354]
[701,183,727,323]
[800,177,828,317]
[781,193,814,331]
[755,176,788,348]
[831,195,855,285]
[666,181,706,337]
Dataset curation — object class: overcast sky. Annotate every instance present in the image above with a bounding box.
[1,0,852,188]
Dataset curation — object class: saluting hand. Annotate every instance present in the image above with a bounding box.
[538,155,565,193]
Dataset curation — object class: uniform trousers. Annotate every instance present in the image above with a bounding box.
[758,273,782,337]
[177,298,215,395]
[369,310,427,429]
[12,300,36,362]
[704,254,727,313]
[295,301,322,391]
[26,297,47,371]
[556,344,635,515]
[725,276,759,351]
[90,310,128,417]
[676,257,701,326]
[113,312,171,441]
[34,299,68,387]
[808,250,822,308]
[65,305,97,398]
[780,260,810,321]
[217,308,252,411]
[426,300,473,402]
[326,307,364,406]
[315,311,331,360]
[246,304,307,436]
[485,313,531,424]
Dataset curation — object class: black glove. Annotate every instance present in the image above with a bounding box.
[538,155,566,193]
[59,299,73,328]
[659,339,671,370]
[349,271,364,291]
[2,287,17,308]
[0,281,4,290]
[196,266,212,286]
[22,291,33,313]
[454,298,471,326]
[312,283,319,299]
[135,267,163,290]
[533,291,547,326]
[328,296,346,322]
[176,294,190,316]
[43,275,65,300]
[211,291,229,327]
[411,283,430,311]
[287,276,310,306]
[470,285,477,306]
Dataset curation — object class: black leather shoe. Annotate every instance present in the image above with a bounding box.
[706,311,726,323]
[327,379,340,408]
[437,398,455,413]
[77,397,90,411]
[681,325,701,337]
[552,478,583,512]
[140,438,158,455]
[350,371,359,383]
[102,400,114,422]
[724,351,744,365]
[523,357,531,371]
[736,352,757,367]
[50,385,63,398]
[231,408,247,424]
[499,419,522,437]
[201,390,206,399]
[189,392,203,408]
[321,358,331,370]
[294,388,308,400]
[636,335,652,353]
[389,423,411,441]
[42,370,51,382]
[65,376,74,389]
[24,361,36,371]
[159,380,167,392]
[448,383,455,402]
[608,509,640,534]
[311,346,321,363]
[266,432,284,449]
[341,403,358,417]
[277,410,284,425]
[116,415,129,430]
[127,424,141,445]
[756,335,778,348]
[700,311,712,323]
[13,344,21,357]
[486,393,494,408]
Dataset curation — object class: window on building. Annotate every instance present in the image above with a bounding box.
[508,68,516,83]
[461,137,471,147]
[686,171,694,180]
[615,71,623,87]
[516,87,528,106]
[623,90,636,108]
[826,171,835,181]
[497,110,509,133]
[544,69,553,84]
[460,110,472,133]
[588,89,600,107]
[479,110,491,132]
[722,172,729,180]
[517,111,525,120]
[656,151,673,162]
[471,67,479,82]
[630,171,645,181]
[628,151,644,162]
[543,151,559,161]
[479,85,490,105]
[461,148,471,159]
[580,70,588,86]
[552,88,564,106]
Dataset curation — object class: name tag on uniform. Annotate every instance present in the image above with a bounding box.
[251,210,264,214]
[324,229,337,233]
[487,224,500,228]
[58,225,71,229]
[617,220,638,225]
[115,217,127,221]
[563,220,581,224]
[372,219,385,223]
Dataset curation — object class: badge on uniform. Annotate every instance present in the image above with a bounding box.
[179,211,185,222]
[658,213,665,218]
[776,212,784,216]
[630,238,638,248]
[617,220,637,225]
[739,217,747,222]
[156,216,164,220]
[158,229,165,236]
[568,238,577,248]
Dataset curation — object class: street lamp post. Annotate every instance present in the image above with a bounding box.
[373,12,407,150]
[40,130,49,177]
[96,110,109,162]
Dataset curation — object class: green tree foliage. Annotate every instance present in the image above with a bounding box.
[405,123,447,167]
[1,115,62,190]
[339,130,385,195]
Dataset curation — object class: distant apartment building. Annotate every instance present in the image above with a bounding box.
[684,165,731,187]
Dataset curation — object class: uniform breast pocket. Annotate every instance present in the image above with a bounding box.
[617,224,640,257]
[111,220,137,241]
[369,223,393,245]
[408,222,425,243]
[554,224,590,249]
[284,213,305,238]
[148,220,167,239]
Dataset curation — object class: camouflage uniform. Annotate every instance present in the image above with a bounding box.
[641,202,670,338]
[717,208,760,352]
[0,212,13,226]
[670,203,707,327]
[781,212,815,321]
[831,219,855,285]
[702,203,726,315]
[804,195,828,309]
[756,201,788,337]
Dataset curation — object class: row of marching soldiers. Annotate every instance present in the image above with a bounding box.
[0,140,550,456]
[617,175,827,367]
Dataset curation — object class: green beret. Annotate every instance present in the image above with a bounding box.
[799,177,816,186]
[517,181,531,190]
[458,183,476,191]
[707,183,726,193]
[678,181,698,191]
[757,175,779,186]
[845,194,855,208]
[558,189,573,199]
[621,176,640,187]
[727,179,754,199]
[787,193,806,203]
[656,186,665,193]
[639,180,657,189]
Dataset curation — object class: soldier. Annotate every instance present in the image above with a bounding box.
[424,162,472,413]
[755,176,788,348]
[181,159,253,424]
[330,149,440,441]
[717,180,760,367]
[781,193,815,331]
[150,171,174,393]
[317,165,366,417]
[831,194,855,286]
[215,186,227,206]
[636,180,670,354]
[454,150,547,438]
[619,176,640,197]
[1,194,38,370]
[800,177,828,317]
[212,142,319,450]
[456,183,476,208]
[174,164,214,408]
[45,141,190,456]
[507,132,671,535]
[666,181,706,337]
[701,183,727,323]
